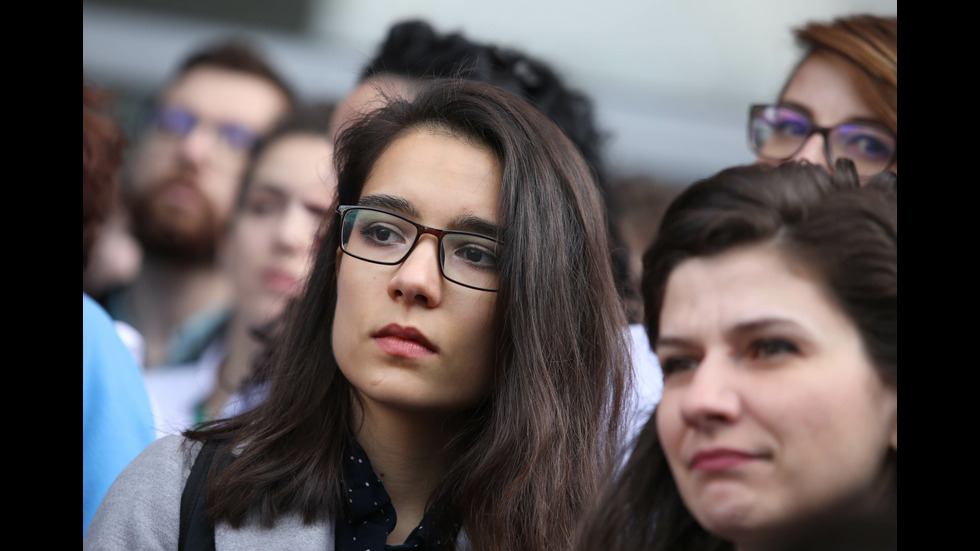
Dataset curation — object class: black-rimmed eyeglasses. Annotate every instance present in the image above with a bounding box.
[748,104,897,177]
[337,205,502,292]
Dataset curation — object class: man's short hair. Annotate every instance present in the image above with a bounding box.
[172,37,296,108]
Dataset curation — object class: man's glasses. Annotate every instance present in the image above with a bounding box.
[146,105,259,155]
[337,206,502,292]
[748,104,897,177]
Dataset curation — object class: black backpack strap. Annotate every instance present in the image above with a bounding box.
[178,439,226,551]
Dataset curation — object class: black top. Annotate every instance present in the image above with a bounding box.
[335,440,450,551]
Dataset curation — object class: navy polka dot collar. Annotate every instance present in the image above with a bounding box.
[335,439,446,551]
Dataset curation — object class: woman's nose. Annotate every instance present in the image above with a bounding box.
[678,354,742,429]
[387,235,443,307]
[790,134,831,172]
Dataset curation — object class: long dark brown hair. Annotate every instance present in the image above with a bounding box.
[575,160,897,551]
[186,78,631,551]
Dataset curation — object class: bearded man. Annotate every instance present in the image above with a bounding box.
[103,38,294,368]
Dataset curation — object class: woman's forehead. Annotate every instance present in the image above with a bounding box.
[359,129,502,225]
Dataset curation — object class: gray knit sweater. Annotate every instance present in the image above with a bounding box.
[83,435,335,550]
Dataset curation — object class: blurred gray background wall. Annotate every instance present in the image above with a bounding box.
[82,0,897,188]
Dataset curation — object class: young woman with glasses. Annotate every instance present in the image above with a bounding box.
[575,160,897,551]
[84,78,632,551]
[747,14,897,179]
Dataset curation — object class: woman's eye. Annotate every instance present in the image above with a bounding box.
[660,356,699,377]
[748,339,799,360]
[774,120,810,136]
[306,205,331,220]
[848,135,892,159]
[456,245,498,268]
[361,223,403,245]
[245,199,279,216]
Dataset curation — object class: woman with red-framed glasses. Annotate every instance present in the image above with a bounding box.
[748,14,897,179]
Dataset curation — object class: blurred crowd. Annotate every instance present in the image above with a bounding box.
[84,13,896,551]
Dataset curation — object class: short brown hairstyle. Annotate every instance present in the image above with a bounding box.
[783,14,897,134]
[171,37,296,108]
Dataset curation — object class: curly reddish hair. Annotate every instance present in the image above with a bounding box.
[82,78,125,270]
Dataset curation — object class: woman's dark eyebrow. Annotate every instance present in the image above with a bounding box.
[359,193,499,238]
[449,213,499,238]
[728,317,801,336]
[838,116,892,129]
[358,194,419,218]
[246,183,287,199]
[656,318,809,351]
[778,101,888,129]
[653,336,697,351]
[777,101,816,121]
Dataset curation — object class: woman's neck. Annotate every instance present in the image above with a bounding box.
[351,400,467,545]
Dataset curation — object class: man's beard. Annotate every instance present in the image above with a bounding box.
[127,179,226,266]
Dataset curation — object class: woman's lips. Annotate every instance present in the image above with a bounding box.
[373,324,437,359]
[690,448,763,472]
[263,269,301,295]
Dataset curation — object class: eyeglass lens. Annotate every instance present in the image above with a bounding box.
[749,105,895,175]
[148,106,258,152]
[340,208,501,291]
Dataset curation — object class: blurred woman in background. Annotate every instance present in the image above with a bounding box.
[143,103,336,436]
[748,14,897,179]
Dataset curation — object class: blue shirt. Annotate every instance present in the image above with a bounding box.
[83,293,156,536]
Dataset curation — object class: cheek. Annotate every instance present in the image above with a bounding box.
[654,397,683,463]
[226,224,273,312]
[467,299,496,339]
[132,140,173,185]
[331,263,360,369]
[455,296,498,397]
[301,215,327,259]
[653,400,695,506]
[471,297,498,349]
[201,172,244,222]
[764,390,830,458]
[775,369,888,444]
[230,221,273,272]
[763,372,893,496]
